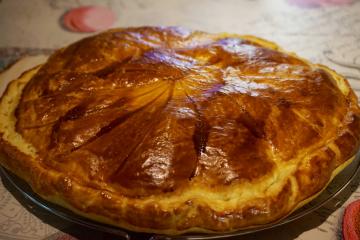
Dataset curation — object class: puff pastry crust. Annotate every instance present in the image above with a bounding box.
[0,27,360,234]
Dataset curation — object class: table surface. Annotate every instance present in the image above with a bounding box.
[1,0,360,239]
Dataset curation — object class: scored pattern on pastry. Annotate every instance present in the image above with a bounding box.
[2,27,359,233]
[15,27,352,196]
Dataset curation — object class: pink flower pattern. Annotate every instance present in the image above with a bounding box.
[288,0,354,8]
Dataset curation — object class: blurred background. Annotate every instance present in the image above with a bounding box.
[0,0,360,239]
[1,0,360,94]
[1,0,360,67]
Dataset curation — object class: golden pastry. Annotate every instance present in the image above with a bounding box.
[0,27,359,235]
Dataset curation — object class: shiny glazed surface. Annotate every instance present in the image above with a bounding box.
[15,27,356,198]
